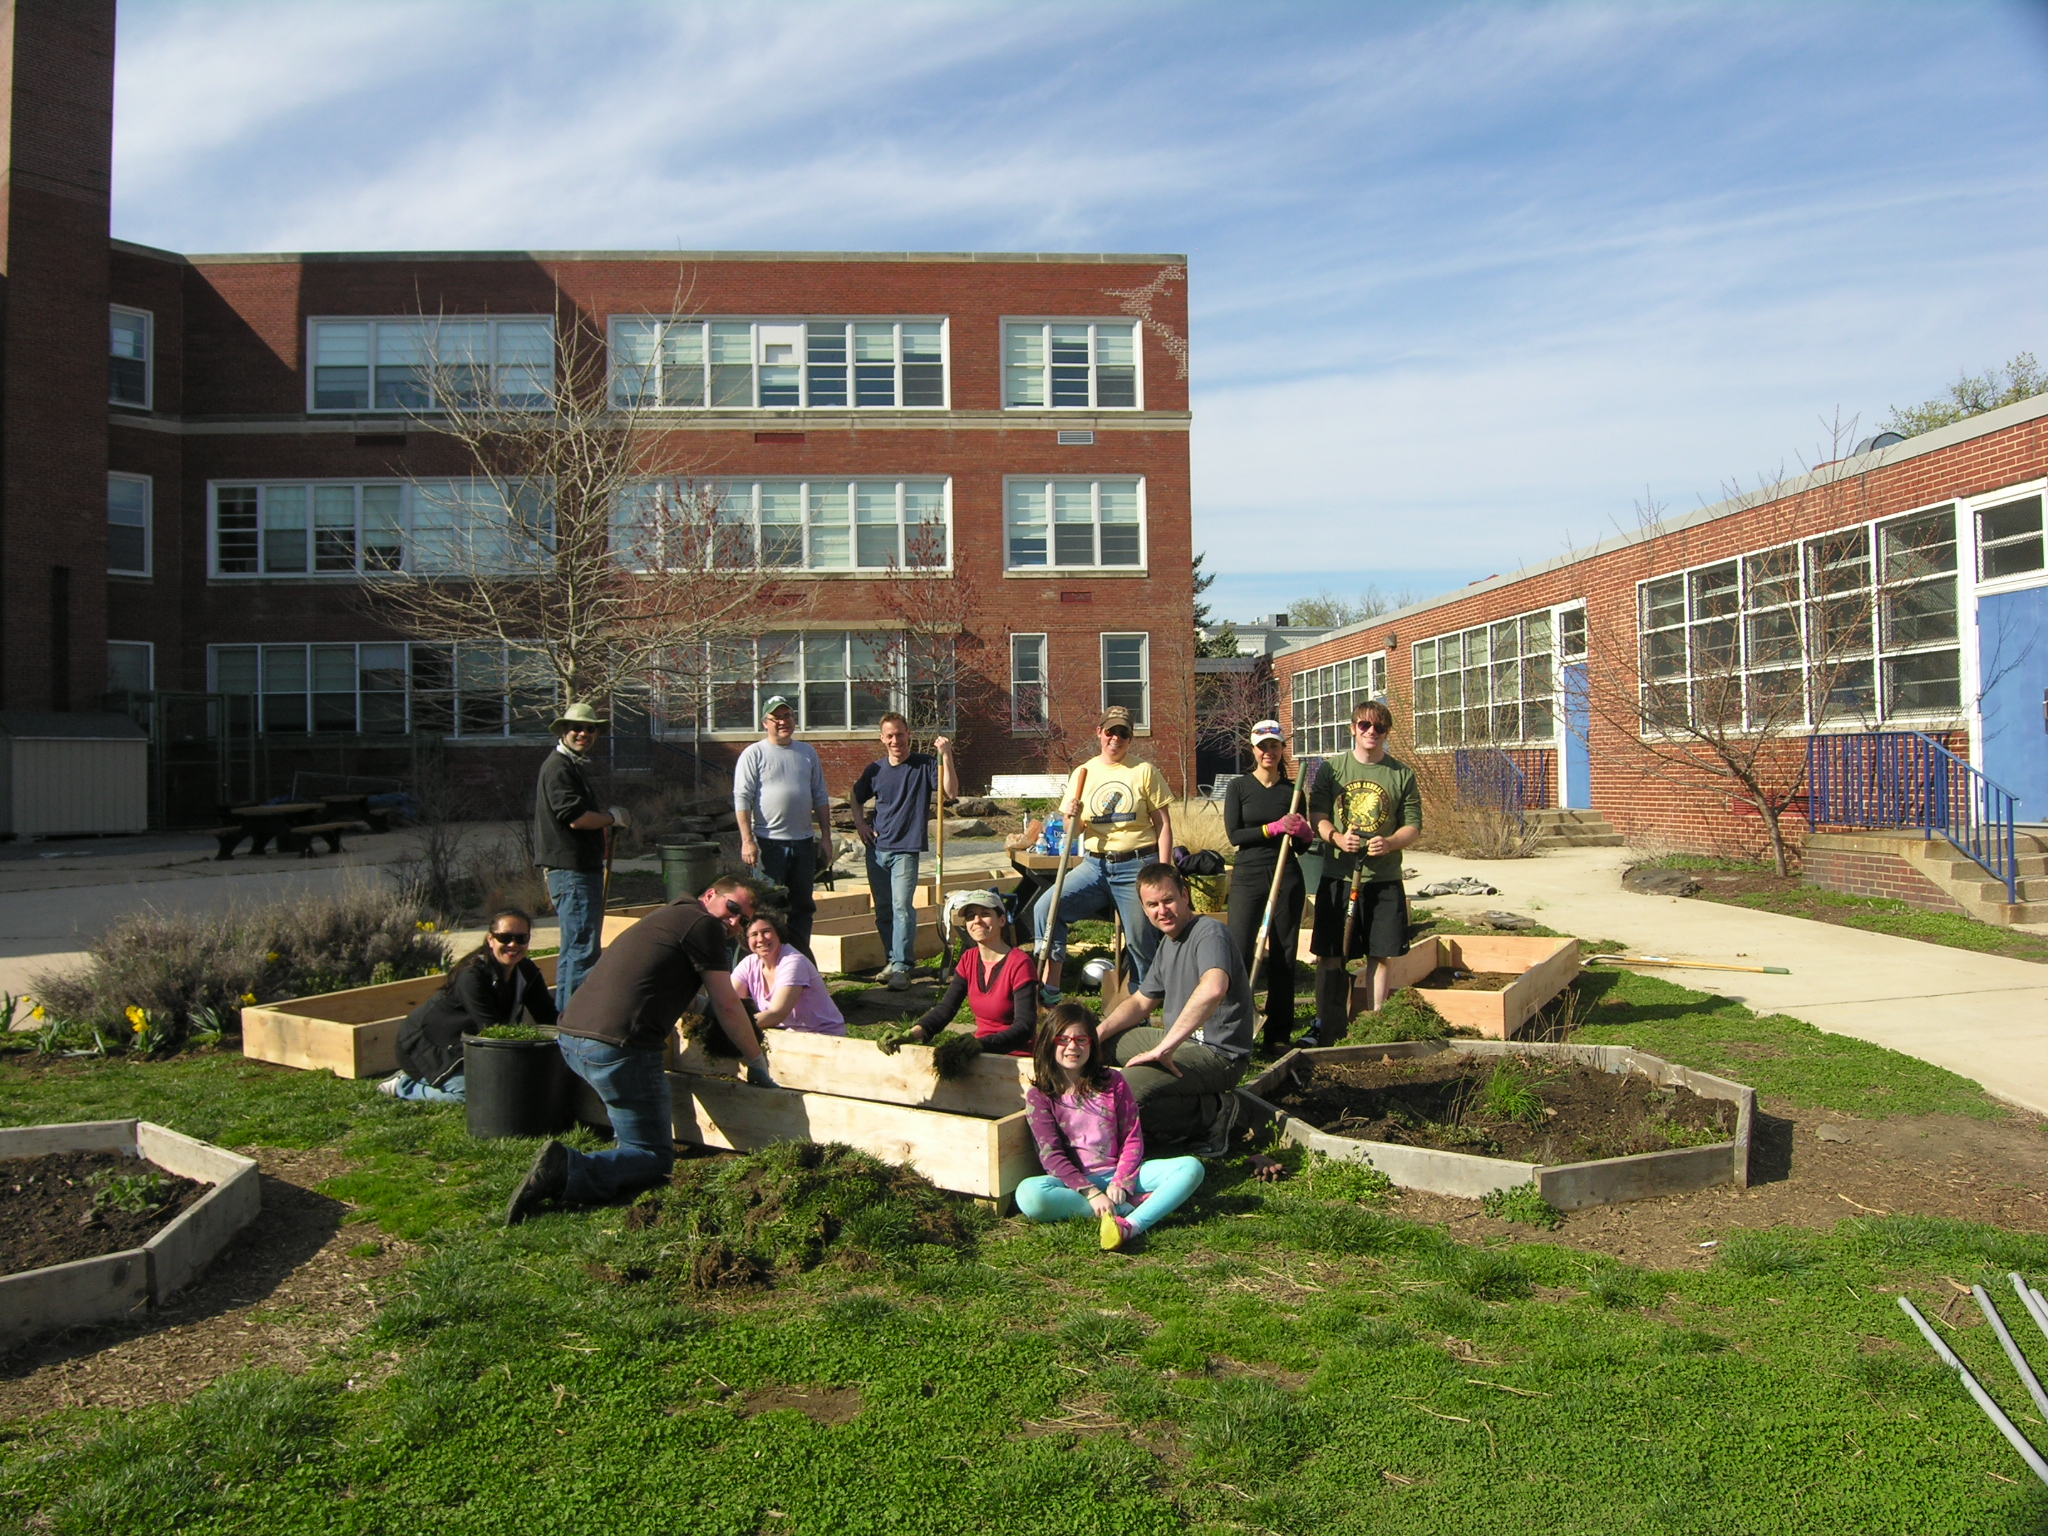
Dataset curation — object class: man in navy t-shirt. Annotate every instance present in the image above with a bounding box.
[851,712,960,988]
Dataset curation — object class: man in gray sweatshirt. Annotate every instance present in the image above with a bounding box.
[733,695,835,957]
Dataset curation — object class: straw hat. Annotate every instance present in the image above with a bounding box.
[552,700,609,735]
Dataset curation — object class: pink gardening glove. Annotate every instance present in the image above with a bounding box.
[1266,812,1313,839]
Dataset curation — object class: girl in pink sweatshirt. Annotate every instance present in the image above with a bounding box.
[1015,1002,1204,1250]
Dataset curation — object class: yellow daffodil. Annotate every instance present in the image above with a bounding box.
[266,951,280,963]
[31,1004,46,1020]
[416,920,437,933]
[125,1005,147,1028]
[241,992,257,1005]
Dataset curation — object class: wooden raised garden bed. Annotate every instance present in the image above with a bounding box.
[1239,1041,1754,1209]
[0,1119,261,1349]
[1291,929,1579,1039]
[666,1029,1040,1203]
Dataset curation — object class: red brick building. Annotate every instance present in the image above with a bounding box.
[1274,398,2048,862]
[0,3,1194,814]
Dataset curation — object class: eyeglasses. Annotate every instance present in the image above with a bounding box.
[1354,721,1390,735]
[1103,727,1132,740]
[1053,1032,1091,1049]
[962,909,999,923]
[489,931,531,946]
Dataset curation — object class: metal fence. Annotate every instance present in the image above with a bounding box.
[1806,730,2018,904]
[1454,748,1529,826]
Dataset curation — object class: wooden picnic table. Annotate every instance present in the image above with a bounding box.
[319,792,390,832]
[215,802,324,860]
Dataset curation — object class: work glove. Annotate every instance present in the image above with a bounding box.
[1265,813,1312,839]
[608,805,632,831]
[875,1022,922,1056]
[930,1031,984,1081]
[744,1055,776,1089]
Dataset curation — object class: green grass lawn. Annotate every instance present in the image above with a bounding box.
[3,976,2045,1534]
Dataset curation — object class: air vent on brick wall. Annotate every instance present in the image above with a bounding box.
[1060,590,1093,603]
[355,434,406,448]
[755,431,805,445]
[1057,430,1095,446]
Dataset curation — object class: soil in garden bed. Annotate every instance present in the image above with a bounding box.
[1269,1053,1735,1164]
[1417,968,1520,992]
[1,1151,205,1275]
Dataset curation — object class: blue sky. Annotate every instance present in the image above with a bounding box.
[111,2,2048,625]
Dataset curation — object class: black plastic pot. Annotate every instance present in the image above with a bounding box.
[657,839,722,905]
[463,1032,572,1139]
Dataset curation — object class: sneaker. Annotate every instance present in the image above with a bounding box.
[1099,1212,1135,1251]
[885,965,910,991]
[376,1072,405,1097]
[1191,1093,1241,1160]
[504,1139,570,1226]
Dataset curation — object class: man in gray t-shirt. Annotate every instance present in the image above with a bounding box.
[1097,863,1255,1156]
[733,695,834,957]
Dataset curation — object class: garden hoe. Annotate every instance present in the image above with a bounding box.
[1037,767,1088,991]
[934,770,949,972]
[1250,771,1308,1005]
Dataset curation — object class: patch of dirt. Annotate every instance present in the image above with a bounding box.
[1417,968,1520,992]
[738,1383,862,1424]
[0,1147,416,1419]
[1267,1053,1733,1162]
[1,1150,204,1273]
[1388,1102,2048,1271]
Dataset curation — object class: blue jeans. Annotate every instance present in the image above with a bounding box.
[759,838,819,958]
[389,1072,464,1103]
[548,867,606,1014]
[866,847,921,970]
[1032,854,1159,984]
[1014,1157,1204,1234]
[555,1033,675,1204]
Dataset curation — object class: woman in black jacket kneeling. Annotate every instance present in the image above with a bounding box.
[380,908,556,1101]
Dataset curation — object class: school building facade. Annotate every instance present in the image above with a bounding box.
[1271,396,2048,875]
[0,3,1195,816]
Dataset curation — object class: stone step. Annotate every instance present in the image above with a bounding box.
[1524,809,1610,825]
[1963,898,2048,925]
[1531,831,1626,848]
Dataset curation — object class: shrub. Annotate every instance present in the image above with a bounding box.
[1481,1181,1564,1230]
[1299,1151,1393,1204]
[32,883,448,1050]
[1481,1061,1548,1126]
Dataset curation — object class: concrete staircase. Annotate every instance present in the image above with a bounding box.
[1524,808,1624,849]
[1806,828,2048,926]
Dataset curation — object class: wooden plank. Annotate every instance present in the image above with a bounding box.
[671,1027,1030,1116]
[0,1119,137,1158]
[670,1075,1039,1199]
[810,911,945,975]
[1414,935,1578,1040]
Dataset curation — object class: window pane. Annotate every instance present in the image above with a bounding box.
[1744,545,1800,608]
[1103,635,1145,681]
[854,364,895,407]
[1747,606,1802,667]
[1813,658,1875,721]
[374,322,431,410]
[360,643,408,734]
[759,481,803,567]
[1007,483,1047,566]
[1005,322,1045,407]
[1098,482,1140,565]
[313,485,356,572]
[806,323,847,363]
[312,323,369,410]
[1642,577,1684,629]
[1881,576,1958,649]
[362,485,403,571]
[1878,507,1956,582]
[758,632,801,684]
[1884,649,1961,713]
[216,487,258,573]
[808,482,850,569]
[107,642,151,694]
[1414,639,1437,676]
[263,487,307,573]
[855,484,900,567]
[1806,530,1870,595]
[1979,496,2044,579]
[1053,483,1094,565]
[904,481,947,566]
[1522,610,1551,654]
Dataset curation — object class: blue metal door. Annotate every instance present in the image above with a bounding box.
[1978,586,2048,821]
[1562,662,1592,809]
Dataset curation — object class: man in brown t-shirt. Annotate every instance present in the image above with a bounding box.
[506,877,771,1224]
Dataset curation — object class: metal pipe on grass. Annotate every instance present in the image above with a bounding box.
[1898,1295,2048,1485]
[1974,1285,2048,1424]
[2012,1273,2048,1345]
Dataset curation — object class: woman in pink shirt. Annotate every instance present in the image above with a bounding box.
[731,915,847,1036]
[1015,1002,1204,1250]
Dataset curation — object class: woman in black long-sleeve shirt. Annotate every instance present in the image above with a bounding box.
[1222,726,1313,1051]
[384,907,557,1101]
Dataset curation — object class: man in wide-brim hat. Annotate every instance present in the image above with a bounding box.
[535,699,627,1011]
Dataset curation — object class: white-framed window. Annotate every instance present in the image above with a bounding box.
[1101,633,1149,726]
[108,473,151,577]
[1559,605,1588,662]
[1412,611,1557,751]
[1003,320,1139,409]
[110,306,151,408]
[614,478,950,573]
[210,480,547,578]
[1977,493,2044,580]
[610,318,948,411]
[1635,503,1960,729]
[208,640,556,738]
[1290,652,1390,758]
[701,631,925,734]
[1004,477,1145,571]
[1010,633,1048,732]
[107,641,153,695]
[307,317,554,413]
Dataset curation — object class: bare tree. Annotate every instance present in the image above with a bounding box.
[1284,583,1417,629]
[868,522,1001,756]
[359,302,803,725]
[1580,414,1961,875]
[1195,655,1276,772]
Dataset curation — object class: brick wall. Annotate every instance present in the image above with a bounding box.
[1803,844,1966,915]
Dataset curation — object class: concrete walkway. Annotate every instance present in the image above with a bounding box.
[1400,844,2048,1117]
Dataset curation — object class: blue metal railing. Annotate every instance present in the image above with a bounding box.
[1455,748,1528,827]
[1807,731,2019,905]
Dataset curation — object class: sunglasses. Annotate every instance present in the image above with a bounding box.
[1354,721,1390,735]
[717,897,750,922]
[1254,739,1282,750]
[489,931,531,945]
[1103,727,1132,740]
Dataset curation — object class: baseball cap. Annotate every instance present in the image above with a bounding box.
[1098,706,1135,733]
[761,695,796,718]
[1250,719,1284,744]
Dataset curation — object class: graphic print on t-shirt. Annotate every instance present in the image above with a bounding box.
[1337,778,1392,840]
[1086,781,1138,828]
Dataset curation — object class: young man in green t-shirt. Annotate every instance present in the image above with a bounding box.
[1302,698,1422,1047]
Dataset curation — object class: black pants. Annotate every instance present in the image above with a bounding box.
[759,838,819,959]
[1224,857,1305,1049]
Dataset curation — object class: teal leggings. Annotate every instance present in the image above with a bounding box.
[1014,1156,1204,1234]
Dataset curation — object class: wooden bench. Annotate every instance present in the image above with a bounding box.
[209,826,250,860]
[277,821,353,856]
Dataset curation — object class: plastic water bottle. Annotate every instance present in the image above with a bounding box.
[1041,813,1063,855]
